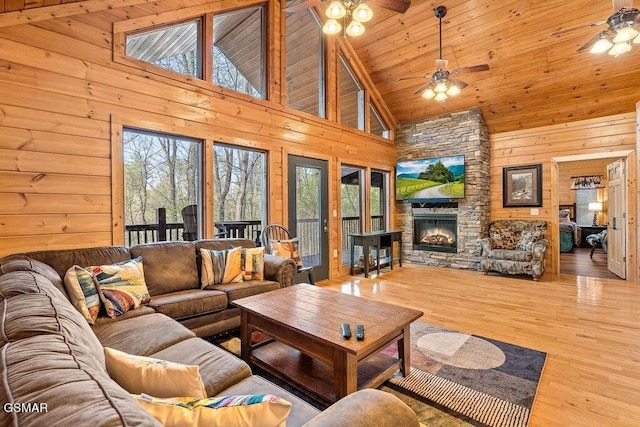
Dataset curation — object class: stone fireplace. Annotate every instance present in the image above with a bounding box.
[396,109,491,270]
[413,214,457,253]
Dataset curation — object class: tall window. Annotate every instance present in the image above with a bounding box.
[340,165,364,265]
[576,189,600,225]
[339,56,364,130]
[370,104,390,139]
[370,170,388,231]
[124,6,266,100]
[123,128,201,245]
[213,7,265,98]
[213,144,267,239]
[285,2,324,117]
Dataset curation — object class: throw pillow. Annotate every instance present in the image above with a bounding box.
[104,347,206,398]
[516,230,543,251]
[490,228,517,250]
[241,247,265,281]
[63,265,101,324]
[133,394,291,427]
[200,247,243,288]
[269,238,303,267]
[559,209,570,223]
[93,257,151,319]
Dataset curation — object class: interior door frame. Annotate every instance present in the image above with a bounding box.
[287,154,330,282]
[551,150,634,278]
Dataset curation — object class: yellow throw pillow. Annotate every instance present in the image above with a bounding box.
[200,247,243,288]
[104,347,206,398]
[269,238,303,267]
[133,394,291,427]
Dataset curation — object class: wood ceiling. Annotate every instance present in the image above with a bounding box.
[3,0,640,134]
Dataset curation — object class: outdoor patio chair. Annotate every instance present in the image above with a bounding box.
[261,224,314,285]
[181,205,198,241]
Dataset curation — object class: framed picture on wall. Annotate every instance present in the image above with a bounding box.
[503,164,542,207]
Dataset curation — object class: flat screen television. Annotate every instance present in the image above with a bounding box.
[396,154,465,202]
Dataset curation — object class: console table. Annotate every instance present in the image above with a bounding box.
[579,225,607,247]
[349,230,403,278]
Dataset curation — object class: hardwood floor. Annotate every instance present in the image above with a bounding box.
[318,264,640,426]
[560,247,621,280]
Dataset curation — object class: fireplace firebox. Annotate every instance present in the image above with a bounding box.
[413,214,457,253]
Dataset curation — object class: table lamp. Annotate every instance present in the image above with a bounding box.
[588,202,603,226]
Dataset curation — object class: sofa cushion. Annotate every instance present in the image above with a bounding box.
[64,265,102,324]
[150,337,252,397]
[0,334,161,427]
[489,228,518,250]
[104,347,207,398]
[200,247,243,288]
[0,255,68,298]
[131,241,199,295]
[0,270,68,304]
[93,305,156,326]
[0,292,105,367]
[488,249,533,262]
[93,313,196,356]
[208,280,280,304]
[241,247,265,281]
[93,257,151,318]
[148,289,228,320]
[515,230,543,251]
[133,394,291,427]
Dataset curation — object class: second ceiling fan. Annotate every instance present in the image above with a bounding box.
[408,5,490,102]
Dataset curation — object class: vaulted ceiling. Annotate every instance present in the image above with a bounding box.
[3,0,640,134]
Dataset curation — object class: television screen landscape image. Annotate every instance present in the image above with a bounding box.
[396,155,465,201]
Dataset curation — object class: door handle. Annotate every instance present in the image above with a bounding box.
[323,226,328,232]
[612,217,616,230]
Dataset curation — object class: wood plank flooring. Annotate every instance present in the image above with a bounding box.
[560,247,621,280]
[317,263,640,426]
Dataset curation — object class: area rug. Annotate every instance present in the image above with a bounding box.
[381,322,546,427]
[214,322,546,427]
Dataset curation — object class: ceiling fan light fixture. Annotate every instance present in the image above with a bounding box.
[612,25,638,43]
[352,2,373,22]
[590,36,614,53]
[446,85,460,96]
[322,19,342,35]
[422,88,436,99]
[346,19,366,36]
[608,41,632,55]
[434,92,447,102]
[434,81,448,93]
[326,1,347,19]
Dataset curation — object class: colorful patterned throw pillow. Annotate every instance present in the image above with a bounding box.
[104,347,206,398]
[200,247,243,288]
[93,257,151,319]
[269,238,303,267]
[63,265,101,324]
[133,394,291,427]
[241,247,265,281]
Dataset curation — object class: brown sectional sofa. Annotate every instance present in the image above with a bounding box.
[0,241,420,426]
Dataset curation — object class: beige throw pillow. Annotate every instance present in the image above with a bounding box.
[200,247,243,288]
[104,347,206,398]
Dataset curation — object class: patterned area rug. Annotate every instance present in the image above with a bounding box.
[215,322,546,427]
[381,322,546,427]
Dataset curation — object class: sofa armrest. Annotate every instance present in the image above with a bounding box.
[531,239,549,260]
[263,253,297,288]
[479,238,492,256]
[303,389,419,427]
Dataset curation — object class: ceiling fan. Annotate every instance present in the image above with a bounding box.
[284,0,411,15]
[405,6,490,102]
[551,0,640,55]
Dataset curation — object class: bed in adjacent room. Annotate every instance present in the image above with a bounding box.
[559,204,578,253]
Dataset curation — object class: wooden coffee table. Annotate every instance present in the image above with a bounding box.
[233,284,423,404]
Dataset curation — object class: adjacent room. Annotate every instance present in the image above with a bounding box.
[1,0,639,426]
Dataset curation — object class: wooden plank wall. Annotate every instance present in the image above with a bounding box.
[0,0,397,280]
[490,113,638,279]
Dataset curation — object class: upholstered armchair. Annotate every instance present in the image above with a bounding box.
[479,220,549,281]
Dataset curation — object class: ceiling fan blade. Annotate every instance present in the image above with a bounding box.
[413,82,431,96]
[397,75,428,81]
[577,31,605,52]
[284,0,322,13]
[451,64,490,75]
[451,79,468,90]
[369,0,411,13]
[550,20,607,37]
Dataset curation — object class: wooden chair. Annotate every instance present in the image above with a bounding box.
[181,205,198,241]
[261,224,314,285]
